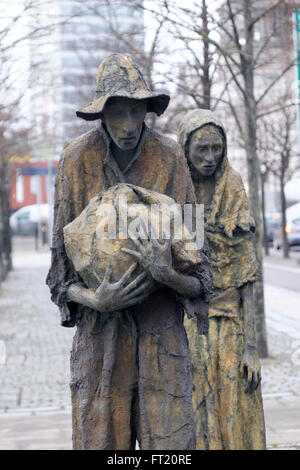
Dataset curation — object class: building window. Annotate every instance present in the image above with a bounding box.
[16,174,24,203]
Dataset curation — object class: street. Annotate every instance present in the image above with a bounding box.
[264,248,300,292]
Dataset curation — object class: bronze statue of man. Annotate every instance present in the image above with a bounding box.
[46,54,212,450]
[178,109,266,450]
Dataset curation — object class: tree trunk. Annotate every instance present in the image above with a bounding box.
[0,183,4,283]
[0,157,12,281]
[243,0,268,358]
[280,171,289,258]
[202,0,211,109]
[245,102,268,358]
[261,172,269,256]
[3,163,12,272]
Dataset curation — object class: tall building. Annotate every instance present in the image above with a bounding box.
[28,0,144,160]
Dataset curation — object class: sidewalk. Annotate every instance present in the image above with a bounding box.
[264,246,300,267]
[0,410,72,450]
[0,247,73,412]
[264,396,300,449]
[0,238,299,450]
[261,250,300,449]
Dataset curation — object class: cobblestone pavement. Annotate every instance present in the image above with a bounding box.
[0,240,299,449]
[261,284,300,398]
[0,246,74,413]
[0,411,72,450]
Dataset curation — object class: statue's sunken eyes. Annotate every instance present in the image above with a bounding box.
[106,101,147,122]
[196,144,222,153]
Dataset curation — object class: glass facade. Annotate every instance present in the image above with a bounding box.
[57,0,144,145]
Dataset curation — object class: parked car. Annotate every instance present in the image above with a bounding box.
[273,202,300,249]
[10,204,52,236]
[265,214,281,244]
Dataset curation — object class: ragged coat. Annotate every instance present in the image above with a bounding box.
[46,123,212,450]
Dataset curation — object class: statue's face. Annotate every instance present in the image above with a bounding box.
[102,96,147,150]
[188,125,224,177]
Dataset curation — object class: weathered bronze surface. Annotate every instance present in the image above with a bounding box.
[46,55,212,450]
[76,53,169,121]
[178,109,266,450]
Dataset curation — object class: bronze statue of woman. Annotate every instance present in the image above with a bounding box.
[178,109,266,450]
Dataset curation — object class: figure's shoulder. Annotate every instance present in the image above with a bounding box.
[60,128,105,165]
[227,164,246,192]
[146,127,183,160]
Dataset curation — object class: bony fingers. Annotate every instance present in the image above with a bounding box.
[139,217,150,242]
[128,229,143,248]
[125,279,152,298]
[254,371,262,391]
[118,262,138,286]
[251,372,259,393]
[258,373,262,385]
[245,370,253,393]
[149,220,158,237]
[249,380,255,394]
[121,247,142,260]
[103,264,113,283]
[122,272,148,294]
[125,292,149,307]
[133,233,148,255]
[127,261,138,274]
[122,272,151,295]
[95,284,103,296]
[244,367,250,391]
[95,270,111,294]
[134,271,148,283]
[248,372,255,394]
[148,221,160,246]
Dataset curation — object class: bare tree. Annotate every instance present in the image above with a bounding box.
[257,118,275,256]
[0,112,32,279]
[0,0,66,280]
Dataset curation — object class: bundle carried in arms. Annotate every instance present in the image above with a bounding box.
[63,183,202,292]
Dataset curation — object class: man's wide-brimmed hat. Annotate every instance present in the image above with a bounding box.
[76,54,170,121]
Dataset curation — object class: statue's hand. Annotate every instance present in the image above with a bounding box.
[93,262,153,312]
[240,345,261,394]
[121,217,173,284]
